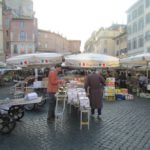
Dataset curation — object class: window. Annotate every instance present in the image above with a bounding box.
[146,13,150,24]
[28,45,33,53]
[116,40,119,45]
[133,22,137,33]
[6,42,9,49]
[20,31,26,40]
[146,0,150,8]
[132,9,137,20]
[127,14,131,23]
[138,35,144,48]
[145,30,150,41]
[138,5,144,15]
[6,30,9,36]
[20,21,24,29]
[5,18,10,28]
[20,45,25,54]
[13,45,18,54]
[127,40,131,50]
[104,48,107,54]
[127,26,132,35]
[138,18,144,31]
[45,43,48,48]
[147,47,150,52]
[133,38,137,49]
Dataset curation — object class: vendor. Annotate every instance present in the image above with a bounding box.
[138,74,147,92]
[118,72,127,88]
[47,64,64,123]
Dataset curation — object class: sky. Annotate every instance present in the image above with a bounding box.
[33,0,137,50]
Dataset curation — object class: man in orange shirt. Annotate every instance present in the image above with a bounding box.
[47,64,63,123]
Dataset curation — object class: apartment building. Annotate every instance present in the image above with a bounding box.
[3,0,37,57]
[37,29,81,54]
[127,0,150,56]
[0,0,4,61]
[114,31,127,58]
[94,24,126,56]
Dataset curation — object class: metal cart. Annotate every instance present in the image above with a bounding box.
[0,97,42,134]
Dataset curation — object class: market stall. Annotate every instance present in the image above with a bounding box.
[66,81,90,129]
[120,53,150,97]
[120,53,150,79]
[6,53,63,108]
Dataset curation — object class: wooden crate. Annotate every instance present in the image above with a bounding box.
[104,96,116,101]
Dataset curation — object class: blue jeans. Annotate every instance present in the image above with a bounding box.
[47,92,56,119]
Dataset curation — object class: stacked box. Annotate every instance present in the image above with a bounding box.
[104,78,116,101]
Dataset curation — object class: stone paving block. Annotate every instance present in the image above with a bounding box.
[1,86,150,149]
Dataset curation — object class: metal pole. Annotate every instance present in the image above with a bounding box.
[146,61,149,83]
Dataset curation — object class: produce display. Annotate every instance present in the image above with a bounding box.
[104,77,116,97]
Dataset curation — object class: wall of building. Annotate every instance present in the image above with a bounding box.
[127,0,147,56]
[114,32,127,58]
[0,0,4,61]
[4,0,34,18]
[37,30,81,54]
[3,0,36,57]
[94,27,125,56]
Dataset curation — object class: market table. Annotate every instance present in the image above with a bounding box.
[66,82,91,130]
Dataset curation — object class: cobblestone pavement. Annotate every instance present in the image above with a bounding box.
[1,86,150,150]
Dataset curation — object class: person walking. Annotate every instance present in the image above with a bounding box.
[47,64,63,123]
[84,69,105,119]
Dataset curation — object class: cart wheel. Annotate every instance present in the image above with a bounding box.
[0,114,16,134]
[37,98,46,106]
[24,104,35,111]
[8,106,24,121]
[34,97,46,109]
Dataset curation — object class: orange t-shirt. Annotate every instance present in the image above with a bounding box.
[47,71,60,93]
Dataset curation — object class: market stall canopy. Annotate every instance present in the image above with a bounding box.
[120,53,150,78]
[64,53,119,68]
[6,53,63,68]
[0,61,6,67]
[120,53,150,65]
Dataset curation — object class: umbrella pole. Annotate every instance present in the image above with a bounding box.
[146,61,149,83]
[35,68,38,81]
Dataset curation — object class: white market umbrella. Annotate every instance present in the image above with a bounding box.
[120,53,150,65]
[6,53,63,68]
[64,53,119,68]
[6,53,63,80]
[120,53,150,79]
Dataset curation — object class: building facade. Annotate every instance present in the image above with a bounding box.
[37,29,81,54]
[3,0,37,58]
[0,0,4,61]
[126,0,150,56]
[114,31,127,58]
[94,25,126,56]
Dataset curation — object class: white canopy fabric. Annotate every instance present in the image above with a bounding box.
[120,53,150,79]
[6,53,63,67]
[120,53,150,65]
[0,61,6,67]
[64,53,119,68]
